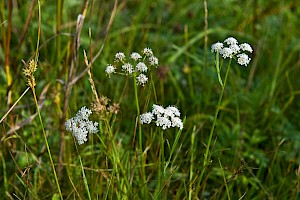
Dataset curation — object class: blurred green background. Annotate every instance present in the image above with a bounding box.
[1,0,300,199]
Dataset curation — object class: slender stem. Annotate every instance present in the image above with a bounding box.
[74,141,91,200]
[215,53,223,87]
[160,130,165,194]
[204,58,232,165]
[32,1,62,198]
[198,58,232,188]
[218,158,231,200]
[150,72,158,103]
[164,120,184,172]
[0,87,30,124]
[156,130,165,199]
[133,75,142,150]
[133,74,147,197]
[31,87,63,199]
[189,126,196,200]
[35,0,41,64]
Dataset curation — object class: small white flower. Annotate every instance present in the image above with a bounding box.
[114,52,126,62]
[136,74,148,86]
[211,42,223,53]
[220,47,233,59]
[224,37,238,45]
[164,107,175,118]
[152,104,165,116]
[142,47,153,56]
[239,43,253,53]
[86,121,99,134]
[156,116,172,130]
[65,106,99,145]
[136,62,148,72]
[122,63,134,74]
[69,124,88,145]
[75,131,88,145]
[140,104,184,130]
[165,106,181,117]
[149,56,159,66]
[65,119,73,132]
[77,106,92,119]
[236,53,251,66]
[140,112,154,124]
[130,52,142,61]
[105,64,116,75]
[229,44,240,54]
[171,117,183,130]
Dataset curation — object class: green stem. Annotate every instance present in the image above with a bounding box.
[215,53,223,87]
[133,74,147,197]
[31,1,62,198]
[188,126,196,200]
[219,158,231,200]
[75,142,91,200]
[32,88,63,199]
[160,129,164,177]
[164,119,185,172]
[133,74,142,150]
[155,130,165,199]
[150,72,158,103]
[198,58,232,189]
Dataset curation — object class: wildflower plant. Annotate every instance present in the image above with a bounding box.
[196,37,254,187]
[23,60,63,197]
[104,47,160,150]
[104,48,159,194]
[140,104,184,197]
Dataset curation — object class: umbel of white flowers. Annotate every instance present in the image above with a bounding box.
[140,104,184,130]
[211,37,253,66]
[105,48,159,86]
[65,106,99,145]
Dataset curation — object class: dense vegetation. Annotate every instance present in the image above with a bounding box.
[1,0,300,199]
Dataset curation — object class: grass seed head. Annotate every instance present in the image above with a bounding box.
[23,59,37,88]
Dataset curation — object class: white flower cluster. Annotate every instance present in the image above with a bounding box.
[65,106,99,145]
[211,37,253,66]
[140,104,183,130]
[105,48,159,86]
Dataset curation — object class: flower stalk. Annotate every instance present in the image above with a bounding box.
[197,36,253,190]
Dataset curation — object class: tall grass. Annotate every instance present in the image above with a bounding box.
[1,0,300,199]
